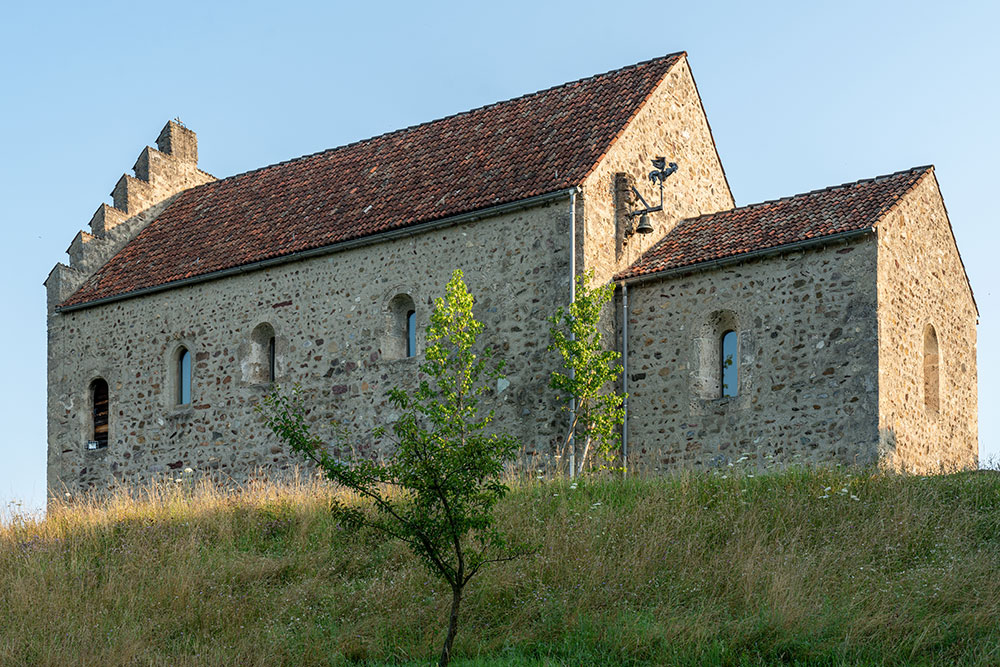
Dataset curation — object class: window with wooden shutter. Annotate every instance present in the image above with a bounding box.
[91,378,109,448]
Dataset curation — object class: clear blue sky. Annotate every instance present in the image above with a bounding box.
[2,1,997,515]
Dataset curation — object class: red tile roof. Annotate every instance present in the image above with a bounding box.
[617,166,931,281]
[61,53,685,309]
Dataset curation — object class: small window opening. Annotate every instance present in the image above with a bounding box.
[177,347,191,405]
[268,336,276,382]
[694,309,740,401]
[721,330,738,398]
[90,378,109,449]
[384,293,417,360]
[246,323,277,384]
[924,324,939,413]
[407,310,416,358]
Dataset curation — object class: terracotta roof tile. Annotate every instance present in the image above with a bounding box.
[617,166,931,281]
[61,53,685,308]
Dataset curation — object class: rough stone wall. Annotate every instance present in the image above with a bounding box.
[47,200,573,494]
[875,172,978,472]
[624,237,881,471]
[580,55,734,288]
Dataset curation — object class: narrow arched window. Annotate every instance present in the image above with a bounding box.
[246,323,277,384]
[924,324,939,413]
[407,310,417,358]
[90,378,109,449]
[385,293,417,360]
[268,335,276,382]
[177,347,192,405]
[720,330,738,398]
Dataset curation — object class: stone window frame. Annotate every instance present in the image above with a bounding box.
[923,323,940,415]
[243,322,280,386]
[381,286,421,362]
[88,376,110,450]
[720,329,738,398]
[164,341,196,413]
[691,307,751,413]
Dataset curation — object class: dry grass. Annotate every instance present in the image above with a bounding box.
[2,466,999,665]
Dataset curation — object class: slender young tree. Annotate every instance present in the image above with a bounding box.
[549,270,626,475]
[259,270,522,667]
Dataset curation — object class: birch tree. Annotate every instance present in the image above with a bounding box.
[549,270,625,475]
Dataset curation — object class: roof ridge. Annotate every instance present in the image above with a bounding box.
[679,164,934,224]
[184,51,687,192]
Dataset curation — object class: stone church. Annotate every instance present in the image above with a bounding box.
[46,52,978,494]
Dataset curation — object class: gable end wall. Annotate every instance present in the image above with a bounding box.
[875,173,978,471]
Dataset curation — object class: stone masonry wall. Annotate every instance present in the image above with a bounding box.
[624,237,881,471]
[47,200,573,493]
[875,172,978,472]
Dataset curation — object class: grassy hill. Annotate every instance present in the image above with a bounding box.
[2,467,999,666]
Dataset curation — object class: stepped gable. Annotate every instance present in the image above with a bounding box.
[617,166,931,280]
[60,52,685,309]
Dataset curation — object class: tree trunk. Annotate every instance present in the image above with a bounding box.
[439,583,463,667]
[578,433,592,476]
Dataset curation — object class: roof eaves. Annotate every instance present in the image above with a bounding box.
[57,186,578,313]
[617,227,875,285]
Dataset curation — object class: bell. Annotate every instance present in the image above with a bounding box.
[635,213,654,235]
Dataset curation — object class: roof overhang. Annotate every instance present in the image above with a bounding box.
[617,227,875,287]
[57,187,578,314]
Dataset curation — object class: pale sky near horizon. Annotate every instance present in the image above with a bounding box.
[2,1,997,517]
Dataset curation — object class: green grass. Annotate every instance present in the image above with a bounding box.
[2,467,999,665]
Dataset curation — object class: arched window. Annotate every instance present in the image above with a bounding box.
[384,293,417,360]
[720,330,738,398]
[177,347,192,405]
[694,309,740,401]
[245,323,277,384]
[268,335,276,382]
[407,309,417,358]
[90,378,109,449]
[924,324,939,413]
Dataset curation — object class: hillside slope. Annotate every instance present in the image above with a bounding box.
[2,468,999,665]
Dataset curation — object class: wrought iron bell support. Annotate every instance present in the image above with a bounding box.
[626,157,678,237]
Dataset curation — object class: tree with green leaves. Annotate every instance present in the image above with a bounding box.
[549,270,626,476]
[258,270,522,667]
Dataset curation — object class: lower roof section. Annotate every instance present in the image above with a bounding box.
[617,166,931,282]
